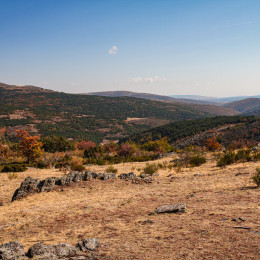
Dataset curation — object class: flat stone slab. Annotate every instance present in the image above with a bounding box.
[155,204,186,214]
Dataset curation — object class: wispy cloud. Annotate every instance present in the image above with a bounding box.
[129,76,166,84]
[108,45,118,55]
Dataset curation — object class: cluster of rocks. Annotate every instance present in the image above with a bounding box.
[12,171,116,202]
[118,172,154,184]
[11,170,157,202]
[0,238,99,259]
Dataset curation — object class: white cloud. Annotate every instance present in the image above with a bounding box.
[108,45,118,55]
[129,76,166,84]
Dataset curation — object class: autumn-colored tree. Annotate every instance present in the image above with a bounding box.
[117,143,137,157]
[77,140,96,150]
[16,130,43,163]
[206,136,221,151]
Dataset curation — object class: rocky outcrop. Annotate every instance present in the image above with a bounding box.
[11,177,41,201]
[77,238,99,251]
[0,238,99,259]
[155,204,186,214]
[27,242,78,258]
[0,241,26,259]
[118,172,136,179]
[11,171,116,202]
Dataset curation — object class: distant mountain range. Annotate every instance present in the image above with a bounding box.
[88,91,238,116]
[170,94,260,103]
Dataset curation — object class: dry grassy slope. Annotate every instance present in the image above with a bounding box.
[0,156,260,259]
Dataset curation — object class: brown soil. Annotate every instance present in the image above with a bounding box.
[0,156,260,259]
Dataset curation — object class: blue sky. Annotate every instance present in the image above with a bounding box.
[0,0,259,96]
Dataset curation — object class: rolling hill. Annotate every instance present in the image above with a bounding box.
[223,98,260,115]
[126,116,260,147]
[0,82,216,142]
[88,91,239,116]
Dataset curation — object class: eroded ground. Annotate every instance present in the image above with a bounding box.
[0,156,260,259]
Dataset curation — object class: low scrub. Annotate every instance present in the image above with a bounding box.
[1,163,27,172]
[142,163,158,175]
[105,165,118,174]
[189,155,207,167]
[252,168,260,187]
[217,151,236,167]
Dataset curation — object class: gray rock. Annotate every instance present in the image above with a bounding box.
[27,242,79,258]
[12,177,41,201]
[53,243,78,257]
[0,241,26,259]
[39,177,56,192]
[77,238,98,251]
[27,243,56,257]
[72,172,84,182]
[155,204,186,214]
[55,176,66,186]
[83,171,95,181]
[118,172,136,179]
[95,173,116,180]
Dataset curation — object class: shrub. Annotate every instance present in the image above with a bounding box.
[7,172,18,180]
[70,156,85,171]
[252,168,260,187]
[253,151,260,160]
[142,163,158,175]
[42,135,75,153]
[105,165,118,174]
[206,136,221,151]
[189,155,207,167]
[235,149,252,162]
[70,163,85,172]
[77,140,96,151]
[217,151,236,167]
[1,163,27,172]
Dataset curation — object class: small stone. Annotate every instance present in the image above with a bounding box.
[77,238,99,251]
[238,217,245,221]
[233,226,251,230]
[155,204,186,214]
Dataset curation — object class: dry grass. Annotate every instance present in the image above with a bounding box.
[0,155,260,259]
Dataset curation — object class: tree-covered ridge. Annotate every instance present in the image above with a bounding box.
[126,116,259,144]
[0,85,210,141]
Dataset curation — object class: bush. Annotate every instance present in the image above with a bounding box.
[252,168,260,187]
[217,152,236,167]
[142,163,158,175]
[70,163,85,172]
[235,149,251,162]
[1,163,27,172]
[7,172,18,180]
[105,165,118,174]
[42,135,75,153]
[189,155,207,167]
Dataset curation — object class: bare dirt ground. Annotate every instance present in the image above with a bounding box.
[0,156,260,259]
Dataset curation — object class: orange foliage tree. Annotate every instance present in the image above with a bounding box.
[16,130,43,163]
[206,136,221,151]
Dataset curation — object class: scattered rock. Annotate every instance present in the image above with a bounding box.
[132,177,154,184]
[155,204,186,214]
[138,219,153,225]
[0,200,3,206]
[233,226,251,230]
[39,177,56,192]
[12,177,41,201]
[167,174,173,177]
[238,217,246,221]
[95,173,116,180]
[0,241,26,259]
[77,238,99,251]
[250,230,260,235]
[118,172,136,179]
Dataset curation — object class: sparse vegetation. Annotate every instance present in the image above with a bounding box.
[142,163,158,175]
[252,168,260,187]
[105,165,118,174]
